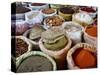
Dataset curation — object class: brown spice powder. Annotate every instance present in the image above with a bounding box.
[16,38,28,57]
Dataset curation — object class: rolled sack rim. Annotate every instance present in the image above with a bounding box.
[16,51,57,71]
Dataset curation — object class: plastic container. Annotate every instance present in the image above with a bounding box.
[62,22,83,45]
[72,12,94,27]
[25,11,43,26]
[79,7,97,18]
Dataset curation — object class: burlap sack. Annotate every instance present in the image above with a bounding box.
[66,43,96,69]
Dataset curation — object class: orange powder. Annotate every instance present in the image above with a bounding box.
[85,26,97,37]
[72,48,97,68]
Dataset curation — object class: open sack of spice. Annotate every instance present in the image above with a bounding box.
[39,27,72,70]
[11,36,33,61]
[16,51,57,72]
[39,27,72,59]
[67,43,97,69]
[23,25,46,49]
[83,26,97,48]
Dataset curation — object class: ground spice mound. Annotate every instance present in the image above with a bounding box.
[42,8,55,14]
[31,3,46,6]
[17,56,53,72]
[60,7,74,14]
[16,6,31,14]
[16,38,28,57]
[81,7,96,13]
[72,48,97,68]
[85,26,97,37]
